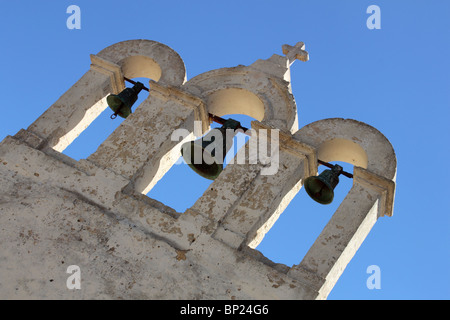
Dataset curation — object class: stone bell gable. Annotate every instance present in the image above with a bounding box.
[0,39,396,299]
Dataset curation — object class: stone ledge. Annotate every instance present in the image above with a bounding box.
[353,166,396,217]
[90,54,125,94]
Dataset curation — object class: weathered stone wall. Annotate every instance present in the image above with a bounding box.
[0,133,316,299]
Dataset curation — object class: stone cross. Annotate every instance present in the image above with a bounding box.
[282,42,309,66]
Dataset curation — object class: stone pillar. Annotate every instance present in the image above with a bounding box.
[88,81,209,194]
[191,122,316,249]
[27,55,124,152]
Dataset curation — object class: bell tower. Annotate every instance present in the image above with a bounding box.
[0,39,396,299]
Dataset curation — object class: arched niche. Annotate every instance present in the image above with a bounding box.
[206,88,265,122]
[183,66,298,133]
[293,118,396,181]
[96,39,187,86]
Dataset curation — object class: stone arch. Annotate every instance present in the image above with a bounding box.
[28,40,187,152]
[293,118,396,180]
[96,39,187,86]
[183,66,298,133]
[285,119,397,298]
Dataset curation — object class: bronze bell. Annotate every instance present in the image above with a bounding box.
[107,82,144,119]
[181,118,241,180]
[304,164,343,205]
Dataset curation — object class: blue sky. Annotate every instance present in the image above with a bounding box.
[0,1,449,300]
